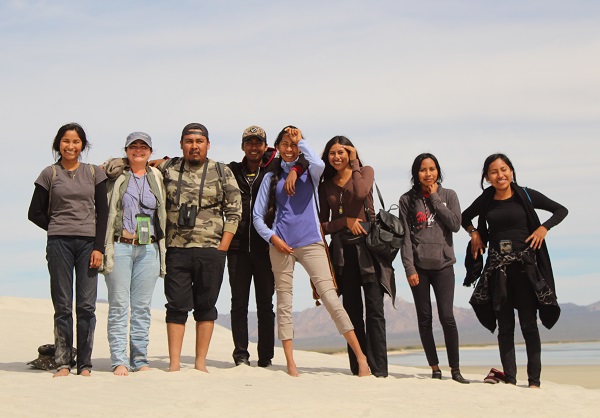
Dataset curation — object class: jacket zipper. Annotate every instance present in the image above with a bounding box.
[244,166,261,252]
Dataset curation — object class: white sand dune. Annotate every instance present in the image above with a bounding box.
[1,296,598,417]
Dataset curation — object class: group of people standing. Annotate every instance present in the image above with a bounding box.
[28,122,567,388]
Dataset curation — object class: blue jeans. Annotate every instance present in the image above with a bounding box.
[105,242,159,370]
[46,237,97,374]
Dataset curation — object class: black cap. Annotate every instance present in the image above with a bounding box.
[181,123,209,140]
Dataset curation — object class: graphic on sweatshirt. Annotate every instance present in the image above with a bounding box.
[415,210,436,230]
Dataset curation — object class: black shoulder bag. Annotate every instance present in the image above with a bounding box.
[365,182,404,262]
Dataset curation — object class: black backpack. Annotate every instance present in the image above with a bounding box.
[365,182,404,262]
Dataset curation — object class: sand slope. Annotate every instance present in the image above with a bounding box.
[0,297,598,418]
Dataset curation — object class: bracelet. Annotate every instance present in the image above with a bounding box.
[468,228,478,236]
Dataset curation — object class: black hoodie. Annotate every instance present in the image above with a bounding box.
[227,148,308,252]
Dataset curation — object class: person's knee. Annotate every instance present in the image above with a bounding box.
[415,307,433,327]
[230,303,249,315]
[439,313,457,328]
[76,301,96,318]
[255,298,274,313]
[417,317,433,330]
[520,318,539,335]
[274,278,292,292]
[319,288,340,306]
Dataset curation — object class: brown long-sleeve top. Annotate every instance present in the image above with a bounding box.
[318,160,375,234]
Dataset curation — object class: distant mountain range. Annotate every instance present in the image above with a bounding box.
[215,298,600,352]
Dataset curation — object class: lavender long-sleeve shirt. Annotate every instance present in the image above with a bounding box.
[253,139,324,248]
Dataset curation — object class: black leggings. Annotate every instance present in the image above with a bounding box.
[410,266,460,369]
[494,263,541,386]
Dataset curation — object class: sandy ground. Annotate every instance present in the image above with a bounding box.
[1,296,598,418]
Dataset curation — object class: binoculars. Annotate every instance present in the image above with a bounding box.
[178,203,197,227]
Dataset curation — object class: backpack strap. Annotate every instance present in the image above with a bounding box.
[215,161,226,216]
[523,187,533,203]
[88,163,95,179]
[47,165,57,217]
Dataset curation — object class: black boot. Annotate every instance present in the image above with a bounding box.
[451,369,470,384]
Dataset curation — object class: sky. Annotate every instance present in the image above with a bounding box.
[1,0,598,316]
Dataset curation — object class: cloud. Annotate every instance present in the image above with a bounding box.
[1,1,598,311]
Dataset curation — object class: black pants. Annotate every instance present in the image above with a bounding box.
[164,247,226,323]
[46,237,97,374]
[342,245,388,377]
[494,263,541,386]
[227,250,275,364]
[410,266,460,369]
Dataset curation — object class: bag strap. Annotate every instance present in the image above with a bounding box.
[307,170,338,304]
[523,187,533,203]
[215,161,226,217]
[363,179,385,222]
[373,180,385,209]
[174,159,209,208]
[47,165,57,217]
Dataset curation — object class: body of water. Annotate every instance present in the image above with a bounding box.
[388,341,600,367]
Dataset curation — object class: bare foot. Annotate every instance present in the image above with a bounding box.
[168,364,180,372]
[113,365,128,376]
[357,356,370,377]
[286,362,300,377]
[137,366,151,372]
[79,370,91,377]
[194,360,208,373]
[53,368,70,378]
[529,385,540,389]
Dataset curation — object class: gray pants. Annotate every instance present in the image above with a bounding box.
[269,242,353,340]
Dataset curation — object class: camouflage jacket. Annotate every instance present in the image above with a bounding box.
[159,157,241,248]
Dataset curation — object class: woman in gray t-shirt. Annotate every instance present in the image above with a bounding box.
[28,123,108,377]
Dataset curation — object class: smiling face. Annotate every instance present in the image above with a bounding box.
[59,130,83,163]
[277,133,299,163]
[126,139,152,166]
[486,158,514,191]
[327,143,350,173]
[418,158,439,190]
[181,132,210,166]
[242,138,267,166]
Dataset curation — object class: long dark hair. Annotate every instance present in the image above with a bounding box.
[480,153,517,189]
[408,153,443,228]
[320,135,363,181]
[52,123,90,161]
[264,125,297,228]
[410,153,443,189]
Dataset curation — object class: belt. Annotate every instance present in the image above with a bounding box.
[114,236,156,245]
[488,240,527,252]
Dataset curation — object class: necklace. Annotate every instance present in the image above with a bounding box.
[67,166,79,179]
[335,171,351,215]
